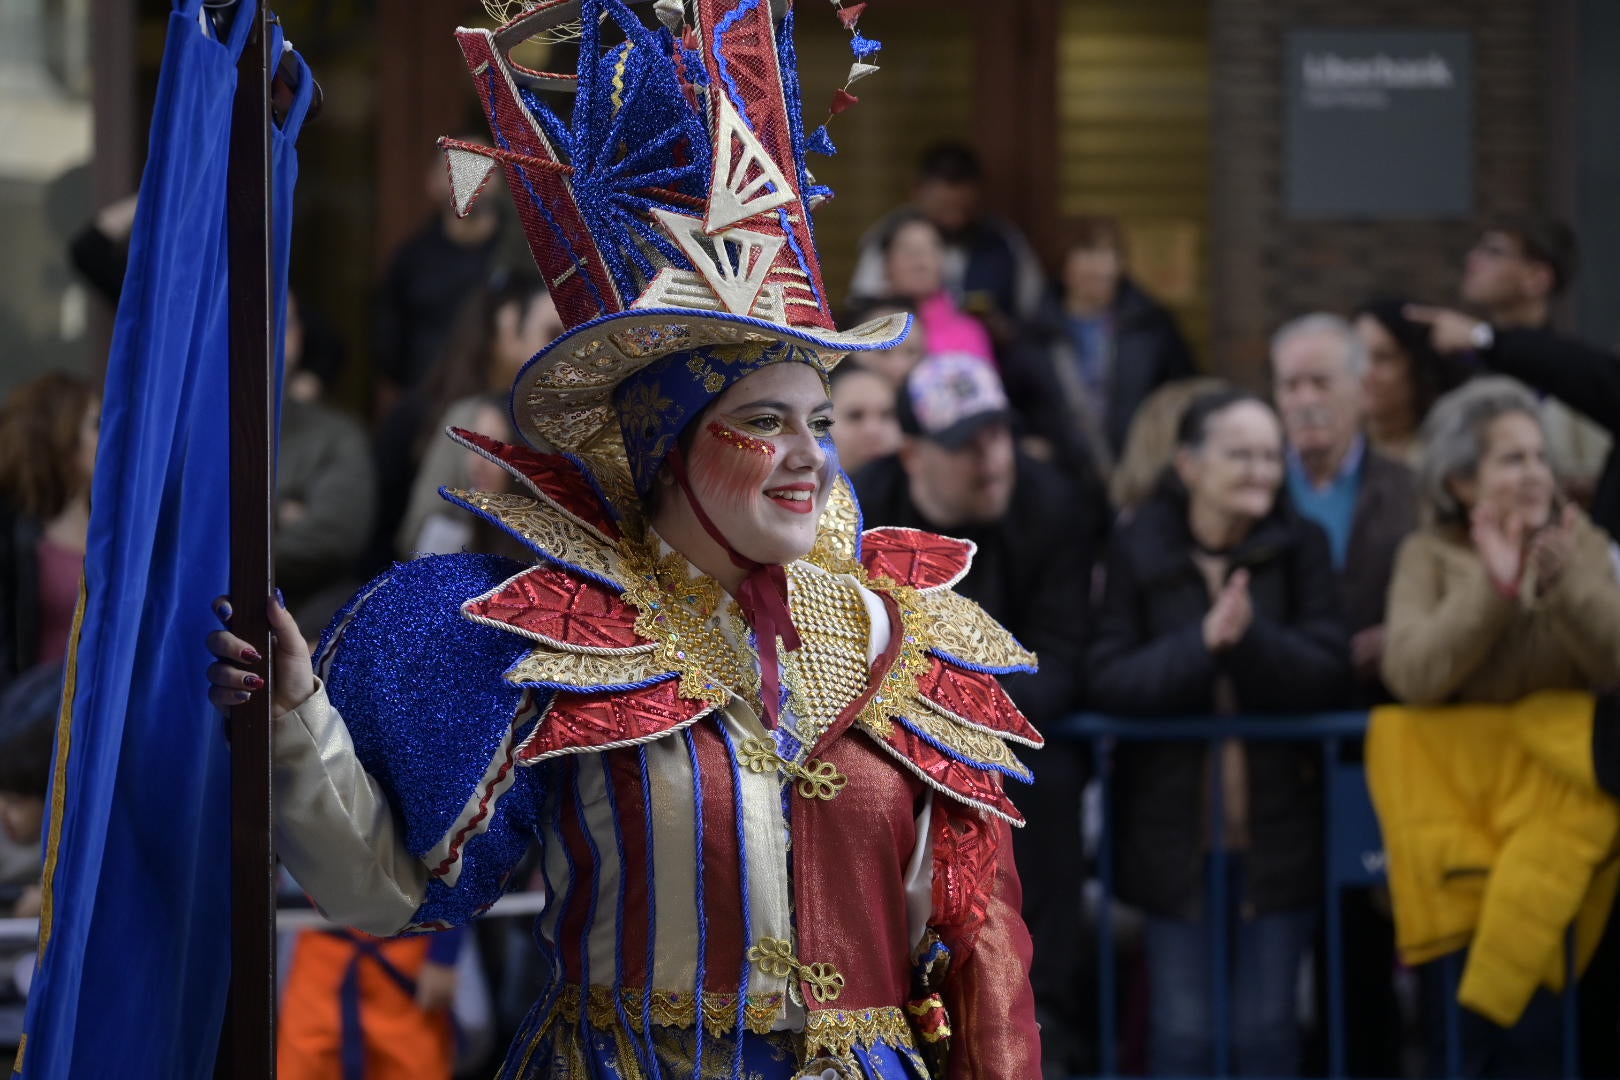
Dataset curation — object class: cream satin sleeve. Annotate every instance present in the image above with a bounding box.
[271,680,428,935]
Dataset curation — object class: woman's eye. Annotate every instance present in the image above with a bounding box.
[810,417,835,436]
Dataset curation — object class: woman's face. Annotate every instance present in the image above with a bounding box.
[884,220,946,301]
[1355,314,1416,427]
[1175,400,1284,524]
[681,362,835,566]
[1453,410,1556,527]
[491,292,563,388]
[861,314,927,388]
[830,369,901,475]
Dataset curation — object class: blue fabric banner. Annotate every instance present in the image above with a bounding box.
[16,2,309,1076]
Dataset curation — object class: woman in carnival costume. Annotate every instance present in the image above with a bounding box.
[209,1,1042,1075]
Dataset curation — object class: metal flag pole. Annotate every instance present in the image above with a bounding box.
[223,4,277,1076]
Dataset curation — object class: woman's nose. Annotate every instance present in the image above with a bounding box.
[782,427,827,470]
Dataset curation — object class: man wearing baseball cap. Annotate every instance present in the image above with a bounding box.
[852,351,1104,1078]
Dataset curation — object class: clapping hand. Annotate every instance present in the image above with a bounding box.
[1202,569,1253,653]
[1470,502,1527,597]
[1529,502,1579,595]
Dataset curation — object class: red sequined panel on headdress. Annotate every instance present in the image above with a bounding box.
[916,657,1043,746]
[517,679,712,761]
[877,720,1024,825]
[468,565,648,650]
[859,528,974,590]
[694,0,833,330]
[456,30,623,327]
[449,428,621,538]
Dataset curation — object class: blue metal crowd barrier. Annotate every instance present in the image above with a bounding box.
[1053,711,1581,1079]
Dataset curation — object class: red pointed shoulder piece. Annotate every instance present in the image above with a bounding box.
[515,679,714,763]
[859,527,974,591]
[917,656,1044,748]
[465,564,649,650]
[448,427,621,539]
[870,719,1024,825]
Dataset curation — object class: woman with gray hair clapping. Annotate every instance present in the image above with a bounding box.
[1383,376,1620,707]
[1375,385,1620,1077]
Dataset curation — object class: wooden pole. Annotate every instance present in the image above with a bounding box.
[222,6,277,1077]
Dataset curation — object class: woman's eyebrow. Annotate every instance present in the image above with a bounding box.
[727,398,835,414]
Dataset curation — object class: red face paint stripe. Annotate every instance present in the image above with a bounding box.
[705,421,774,457]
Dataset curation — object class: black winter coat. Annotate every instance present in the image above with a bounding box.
[852,451,1099,729]
[1004,276,1196,467]
[1086,487,1351,918]
[0,502,42,692]
[1482,327,1620,539]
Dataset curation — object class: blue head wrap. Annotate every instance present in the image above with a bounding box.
[613,339,828,496]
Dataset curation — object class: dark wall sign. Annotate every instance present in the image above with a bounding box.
[1284,29,1474,219]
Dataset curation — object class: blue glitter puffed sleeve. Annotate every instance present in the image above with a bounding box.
[316,552,544,931]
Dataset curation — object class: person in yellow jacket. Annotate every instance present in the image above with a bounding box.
[1377,377,1620,1076]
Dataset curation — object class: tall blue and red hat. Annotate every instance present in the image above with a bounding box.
[444,0,909,507]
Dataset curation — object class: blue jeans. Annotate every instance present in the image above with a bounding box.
[1143,861,1316,1078]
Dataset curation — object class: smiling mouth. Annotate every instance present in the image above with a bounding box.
[765,486,817,514]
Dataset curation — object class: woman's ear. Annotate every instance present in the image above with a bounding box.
[1446,471,1478,513]
[1172,446,1199,491]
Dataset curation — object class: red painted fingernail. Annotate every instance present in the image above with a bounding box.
[244,674,264,690]
[241,647,262,663]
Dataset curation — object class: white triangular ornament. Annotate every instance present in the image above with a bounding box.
[704,96,797,234]
[442,145,499,218]
[846,62,880,84]
[652,207,785,316]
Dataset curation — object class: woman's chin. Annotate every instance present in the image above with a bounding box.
[737,518,822,567]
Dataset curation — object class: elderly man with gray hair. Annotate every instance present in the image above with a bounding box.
[1271,313,1418,699]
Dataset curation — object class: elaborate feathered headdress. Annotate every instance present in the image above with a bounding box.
[444,0,908,506]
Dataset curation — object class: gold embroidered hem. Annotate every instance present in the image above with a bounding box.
[803,1005,916,1057]
[551,983,786,1037]
[538,985,917,1054]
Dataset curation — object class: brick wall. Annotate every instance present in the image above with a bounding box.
[1208,0,1551,385]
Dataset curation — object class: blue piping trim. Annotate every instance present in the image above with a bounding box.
[686,729,709,1077]
[895,713,1034,784]
[928,646,1038,677]
[776,203,823,309]
[499,653,678,695]
[437,487,623,591]
[562,448,625,524]
[532,772,570,1027]
[712,0,766,135]
[638,746,664,1080]
[510,304,911,393]
[718,725,752,1080]
[569,757,602,1049]
[600,756,655,1075]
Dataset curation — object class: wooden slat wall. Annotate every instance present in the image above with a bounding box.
[1059,0,1212,359]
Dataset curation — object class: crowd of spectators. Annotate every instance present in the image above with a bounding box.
[6,136,1620,1079]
